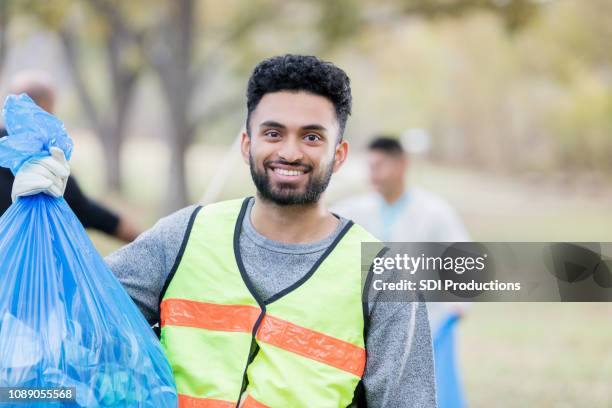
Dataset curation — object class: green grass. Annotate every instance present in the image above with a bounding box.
[459,303,612,407]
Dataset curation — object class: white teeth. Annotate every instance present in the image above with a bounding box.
[274,168,304,176]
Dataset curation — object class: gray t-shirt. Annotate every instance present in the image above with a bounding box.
[105,198,436,407]
[240,198,350,301]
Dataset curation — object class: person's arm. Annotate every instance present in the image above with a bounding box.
[104,205,198,325]
[0,168,14,216]
[63,175,141,242]
[363,291,437,407]
[114,217,142,242]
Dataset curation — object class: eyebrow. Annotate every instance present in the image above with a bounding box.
[259,120,328,133]
[259,120,286,129]
[302,124,328,132]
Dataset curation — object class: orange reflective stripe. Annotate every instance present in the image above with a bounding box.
[241,394,270,408]
[178,394,235,408]
[162,299,365,376]
[256,315,366,377]
[161,298,260,333]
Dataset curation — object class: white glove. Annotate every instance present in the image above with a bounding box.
[11,147,70,202]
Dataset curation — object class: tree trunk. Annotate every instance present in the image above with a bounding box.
[99,123,122,191]
[164,121,191,213]
[152,0,194,212]
[59,18,141,193]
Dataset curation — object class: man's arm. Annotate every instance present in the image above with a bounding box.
[104,205,198,325]
[363,294,437,407]
[64,175,142,242]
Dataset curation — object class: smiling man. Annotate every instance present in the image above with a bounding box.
[12,55,436,407]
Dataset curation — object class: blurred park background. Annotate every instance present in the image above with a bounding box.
[1,0,611,406]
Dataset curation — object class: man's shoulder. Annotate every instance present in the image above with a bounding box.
[348,220,381,243]
[410,187,470,240]
[198,197,251,218]
[331,193,379,214]
[157,204,201,232]
[411,187,456,215]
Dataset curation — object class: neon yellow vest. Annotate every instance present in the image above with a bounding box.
[160,198,380,408]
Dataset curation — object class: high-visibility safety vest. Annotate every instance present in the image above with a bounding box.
[159,198,380,408]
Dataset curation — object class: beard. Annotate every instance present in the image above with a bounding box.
[249,153,334,206]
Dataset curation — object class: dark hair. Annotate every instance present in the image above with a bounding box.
[368,136,405,156]
[246,54,352,137]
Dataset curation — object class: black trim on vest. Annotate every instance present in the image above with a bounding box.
[263,220,355,305]
[234,197,267,406]
[348,380,367,407]
[361,246,391,339]
[233,197,362,406]
[351,246,389,408]
[234,197,267,308]
[157,205,203,321]
[361,268,374,340]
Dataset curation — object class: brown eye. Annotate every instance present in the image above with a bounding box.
[305,134,321,142]
[265,130,281,138]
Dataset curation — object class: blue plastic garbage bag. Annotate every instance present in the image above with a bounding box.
[433,314,466,408]
[0,94,178,407]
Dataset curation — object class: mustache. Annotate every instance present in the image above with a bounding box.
[264,160,312,172]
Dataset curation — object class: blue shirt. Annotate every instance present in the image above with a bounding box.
[379,191,410,241]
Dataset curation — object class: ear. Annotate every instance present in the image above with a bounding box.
[240,130,251,165]
[332,139,349,173]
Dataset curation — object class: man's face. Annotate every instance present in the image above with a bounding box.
[242,91,348,206]
[368,150,406,196]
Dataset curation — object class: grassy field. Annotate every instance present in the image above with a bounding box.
[460,303,612,407]
[72,134,612,407]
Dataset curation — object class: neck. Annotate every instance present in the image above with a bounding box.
[250,195,339,244]
[381,185,405,205]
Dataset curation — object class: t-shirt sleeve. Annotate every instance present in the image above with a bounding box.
[63,176,120,235]
[362,266,437,407]
[104,205,199,325]
[363,300,437,407]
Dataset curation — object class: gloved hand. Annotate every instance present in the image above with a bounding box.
[11,147,70,202]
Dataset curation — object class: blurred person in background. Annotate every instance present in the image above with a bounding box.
[0,70,141,242]
[333,136,470,408]
[333,136,468,243]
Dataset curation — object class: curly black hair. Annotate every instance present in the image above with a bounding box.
[246,54,352,137]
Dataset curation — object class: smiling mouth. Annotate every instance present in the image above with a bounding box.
[273,168,305,176]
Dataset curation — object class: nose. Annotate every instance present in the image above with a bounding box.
[277,136,304,163]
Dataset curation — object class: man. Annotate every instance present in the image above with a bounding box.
[332,136,469,408]
[332,137,469,243]
[12,56,436,407]
[1,70,140,242]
